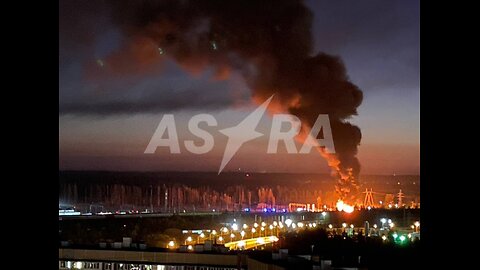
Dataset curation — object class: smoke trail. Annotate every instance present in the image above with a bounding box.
[95,0,363,200]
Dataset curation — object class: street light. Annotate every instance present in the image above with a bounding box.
[414,221,420,232]
[240,230,245,239]
[251,228,256,238]
[168,241,175,248]
[328,224,333,229]
[254,222,259,228]
[285,219,292,227]
[322,212,327,217]
[243,224,248,230]
[231,223,238,231]
[342,223,347,228]
[230,233,235,241]
[380,218,387,228]
[261,222,266,227]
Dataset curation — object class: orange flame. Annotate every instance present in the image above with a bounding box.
[336,200,354,213]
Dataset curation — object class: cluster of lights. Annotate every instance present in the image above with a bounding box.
[179,218,328,249]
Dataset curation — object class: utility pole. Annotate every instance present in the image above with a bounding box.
[397,189,404,207]
[150,185,153,213]
[363,189,374,208]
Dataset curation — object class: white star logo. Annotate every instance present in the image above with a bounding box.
[218,95,274,174]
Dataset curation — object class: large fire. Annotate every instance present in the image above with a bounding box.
[336,200,354,213]
[296,125,359,205]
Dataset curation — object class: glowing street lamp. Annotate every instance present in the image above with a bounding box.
[254,223,259,228]
[168,241,175,248]
[261,222,266,227]
[414,221,420,232]
[218,236,224,242]
[243,224,248,230]
[240,230,246,239]
[230,233,235,241]
[285,219,293,227]
[273,221,278,227]
[187,245,193,251]
[322,211,327,217]
[251,228,256,238]
[231,223,238,231]
[342,223,347,228]
[350,224,354,229]
[198,232,205,243]
[389,222,395,228]
[380,218,387,228]
[373,224,378,229]
[328,224,333,229]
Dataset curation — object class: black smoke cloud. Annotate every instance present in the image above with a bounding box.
[61,0,363,183]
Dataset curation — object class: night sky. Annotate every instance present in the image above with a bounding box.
[59,0,419,175]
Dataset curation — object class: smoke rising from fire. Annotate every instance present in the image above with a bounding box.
[94,0,363,200]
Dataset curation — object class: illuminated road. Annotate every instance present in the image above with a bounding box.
[224,236,279,250]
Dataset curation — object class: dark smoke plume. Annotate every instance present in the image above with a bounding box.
[94,0,363,199]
